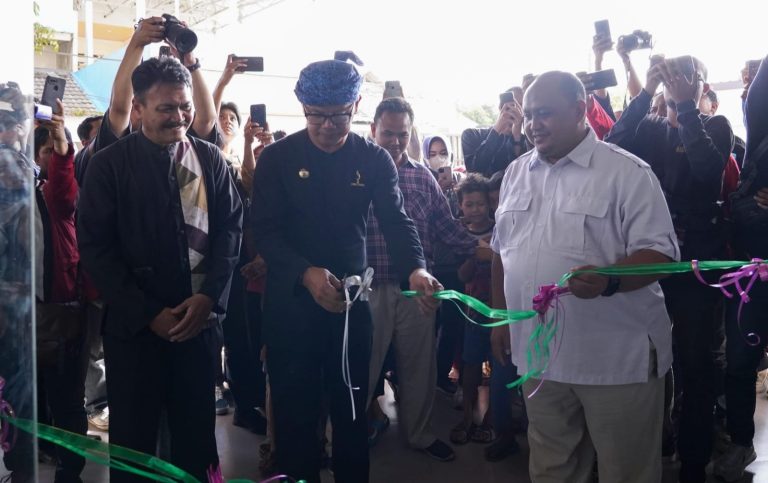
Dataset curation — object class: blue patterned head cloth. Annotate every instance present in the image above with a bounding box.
[295,52,364,106]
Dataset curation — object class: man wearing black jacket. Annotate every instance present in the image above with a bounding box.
[251,56,441,483]
[461,88,529,177]
[606,56,734,483]
[77,57,243,482]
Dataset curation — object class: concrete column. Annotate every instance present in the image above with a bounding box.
[84,0,94,66]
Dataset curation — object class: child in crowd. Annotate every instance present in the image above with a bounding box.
[451,174,495,445]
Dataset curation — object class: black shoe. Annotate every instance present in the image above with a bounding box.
[484,435,520,462]
[436,380,458,395]
[232,409,267,434]
[423,439,456,462]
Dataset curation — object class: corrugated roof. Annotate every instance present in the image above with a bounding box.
[34,69,102,117]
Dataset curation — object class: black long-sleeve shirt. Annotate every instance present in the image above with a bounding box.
[251,130,425,286]
[461,127,528,177]
[77,131,243,338]
[606,89,734,260]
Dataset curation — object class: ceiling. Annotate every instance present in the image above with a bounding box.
[79,0,290,33]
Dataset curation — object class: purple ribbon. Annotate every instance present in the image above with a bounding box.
[692,259,768,346]
[532,284,570,318]
[0,376,17,452]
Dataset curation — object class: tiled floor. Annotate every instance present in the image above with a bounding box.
[18,386,768,482]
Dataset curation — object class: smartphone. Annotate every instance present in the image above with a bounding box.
[233,56,264,72]
[41,75,66,114]
[577,69,618,91]
[499,91,517,106]
[437,166,452,184]
[747,60,761,82]
[594,19,612,43]
[159,46,172,58]
[383,80,404,99]
[250,104,267,126]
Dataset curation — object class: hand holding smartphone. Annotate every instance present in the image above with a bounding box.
[250,104,267,127]
[41,76,66,114]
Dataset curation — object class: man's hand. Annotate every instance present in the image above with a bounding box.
[168,293,215,342]
[408,268,442,314]
[644,55,666,96]
[244,118,273,148]
[149,308,180,340]
[476,239,494,262]
[302,267,345,313]
[567,265,608,299]
[592,35,613,70]
[663,59,703,105]
[240,255,267,280]
[219,54,248,86]
[38,99,68,156]
[491,325,511,366]
[130,16,166,49]
[755,188,768,209]
[493,101,523,137]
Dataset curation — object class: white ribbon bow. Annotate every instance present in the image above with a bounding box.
[341,267,374,421]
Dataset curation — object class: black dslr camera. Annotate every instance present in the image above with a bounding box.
[161,14,197,54]
[617,30,652,52]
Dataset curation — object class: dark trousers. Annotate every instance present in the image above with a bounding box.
[223,273,266,412]
[663,274,722,482]
[725,280,768,447]
[103,327,218,483]
[489,359,525,435]
[267,301,371,483]
[435,270,464,386]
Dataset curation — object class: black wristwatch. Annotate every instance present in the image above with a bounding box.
[185,59,201,72]
[601,276,621,297]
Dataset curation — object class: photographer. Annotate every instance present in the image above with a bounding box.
[461,88,529,177]
[592,32,642,118]
[606,55,734,483]
[717,55,768,482]
[75,15,218,185]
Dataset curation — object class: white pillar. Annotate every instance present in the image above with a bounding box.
[84,0,94,66]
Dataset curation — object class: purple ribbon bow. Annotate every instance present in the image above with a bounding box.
[532,284,571,317]
[692,259,768,346]
[0,376,17,452]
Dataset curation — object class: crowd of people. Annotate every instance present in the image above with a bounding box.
[1,13,768,483]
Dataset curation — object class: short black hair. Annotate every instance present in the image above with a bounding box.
[220,102,241,126]
[457,173,490,204]
[34,126,50,159]
[374,97,414,125]
[76,115,103,143]
[131,57,192,103]
[706,89,718,104]
[35,126,72,159]
[273,130,287,141]
[488,170,504,192]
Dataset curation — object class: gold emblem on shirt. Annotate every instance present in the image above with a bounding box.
[298,168,310,179]
[351,170,365,187]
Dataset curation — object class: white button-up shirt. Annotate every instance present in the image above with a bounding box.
[491,129,680,385]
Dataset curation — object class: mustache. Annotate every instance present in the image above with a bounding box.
[162,120,189,129]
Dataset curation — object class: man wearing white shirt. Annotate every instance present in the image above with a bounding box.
[490,71,680,483]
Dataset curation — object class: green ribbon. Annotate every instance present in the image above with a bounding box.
[0,414,303,483]
[404,260,761,389]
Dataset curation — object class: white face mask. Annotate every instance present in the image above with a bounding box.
[428,154,451,170]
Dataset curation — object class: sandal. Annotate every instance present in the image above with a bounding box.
[368,415,390,447]
[470,423,495,444]
[450,422,474,445]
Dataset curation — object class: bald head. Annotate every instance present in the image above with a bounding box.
[522,71,589,163]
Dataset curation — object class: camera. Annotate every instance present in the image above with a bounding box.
[617,30,652,52]
[162,14,197,55]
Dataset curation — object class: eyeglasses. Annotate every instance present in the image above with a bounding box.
[304,110,353,126]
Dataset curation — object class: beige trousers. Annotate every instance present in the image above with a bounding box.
[367,282,437,449]
[523,352,664,483]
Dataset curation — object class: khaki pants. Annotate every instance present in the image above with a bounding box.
[524,352,664,483]
[367,282,437,449]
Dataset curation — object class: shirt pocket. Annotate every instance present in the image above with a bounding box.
[494,193,532,249]
[552,195,609,255]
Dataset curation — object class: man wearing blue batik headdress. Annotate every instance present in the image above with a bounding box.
[251,52,442,483]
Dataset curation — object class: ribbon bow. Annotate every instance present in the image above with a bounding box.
[532,284,570,317]
[693,259,767,345]
[341,267,375,421]
[0,376,17,452]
